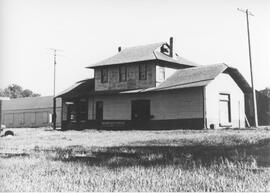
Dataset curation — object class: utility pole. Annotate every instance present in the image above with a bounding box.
[49,48,62,130]
[53,49,56,97]
[237,8,258,127]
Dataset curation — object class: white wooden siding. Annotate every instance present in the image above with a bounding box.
[2,108,61,128]
[88,87,204,120]
[205,73,245,128]
[156,65,177,86]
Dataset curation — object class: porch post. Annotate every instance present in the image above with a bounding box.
[53,97,56,130]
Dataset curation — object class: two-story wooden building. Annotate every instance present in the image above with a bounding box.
[56,38,252,130]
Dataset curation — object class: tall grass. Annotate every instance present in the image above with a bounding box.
[0,153,269,192]
[1,128,270,191]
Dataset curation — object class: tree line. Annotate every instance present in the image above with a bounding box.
[0,84,41,99]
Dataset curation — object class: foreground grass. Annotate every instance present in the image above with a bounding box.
[1,156,270,192]
[0,128,270,191]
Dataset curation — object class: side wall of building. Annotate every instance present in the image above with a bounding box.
[1,97,62,128]
[94,62,156,91]
[205,73,245,129]
[59,87,204,129]
[87,88,203,121]
[2,108,61,128]
[156,65,177,86]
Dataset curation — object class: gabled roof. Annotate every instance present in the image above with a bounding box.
[120,63,251,93]
[155,63,228,91]
[87,42,198,68]
[56,78,94,99]
[2,96,61,111]
[56,64,251,98]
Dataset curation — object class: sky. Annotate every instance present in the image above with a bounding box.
[0,0,269,96]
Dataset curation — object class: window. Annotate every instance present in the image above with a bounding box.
[219,93,231,125]
[119,65,127,82]
[101,68,108,83]
[139,63,147,80]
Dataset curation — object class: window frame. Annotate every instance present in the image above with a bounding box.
[101,67,108,83]
[139,63,147,80]
[119,65,127,82]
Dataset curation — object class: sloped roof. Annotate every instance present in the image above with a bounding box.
[56,78,94,99]
[87,42,198,68]
[155,63,228,90]
[224,67,251,93]
[2,96,61,111]
[56,64,251,98]
[120,63,251,93]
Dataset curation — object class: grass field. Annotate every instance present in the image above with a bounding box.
[0,127,270,191]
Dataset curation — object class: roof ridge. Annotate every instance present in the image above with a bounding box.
[4,96,53,101]
[121,42,166,51]
[156,78,215,91]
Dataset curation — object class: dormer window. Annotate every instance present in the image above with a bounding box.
[139,63,147,80]
[101,68,108,83]
[160,44,170,55]
[119,65,127,82]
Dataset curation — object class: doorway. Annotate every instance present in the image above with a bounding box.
[96,101,103,121]
[131,100,150,120]
[219,93,231,126]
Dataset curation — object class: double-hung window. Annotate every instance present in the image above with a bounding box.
[119,65,127,82]
[101,68,108,83]
[139,63,147,80]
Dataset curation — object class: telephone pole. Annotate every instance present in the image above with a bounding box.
[237,8,258,127]
[49,48,63,130]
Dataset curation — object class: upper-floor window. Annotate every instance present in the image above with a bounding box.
[119,65,127,82]
[101,68,108,83]
[139,63,147,80]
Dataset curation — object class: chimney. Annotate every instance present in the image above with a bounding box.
[118,46,122,52]
[169,37,173,57]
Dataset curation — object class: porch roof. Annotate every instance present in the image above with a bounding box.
[55,78,95,99]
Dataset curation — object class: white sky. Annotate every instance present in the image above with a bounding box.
[0,0,269,96]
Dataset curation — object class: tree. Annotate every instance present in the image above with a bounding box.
[0,84,41,99]
[260,87,270,98]
[22,89,33,97]
[0,89,4,97]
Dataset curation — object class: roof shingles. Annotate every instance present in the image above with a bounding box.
[87,42,197,68]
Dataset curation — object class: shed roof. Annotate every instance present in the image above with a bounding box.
[2,96,61,111]
[87,42,198,68]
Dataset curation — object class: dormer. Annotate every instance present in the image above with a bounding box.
[87,37,198,91]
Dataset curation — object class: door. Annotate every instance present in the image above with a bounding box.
[131,100,150,120]
[219,94,231,126]
[96,101,103,121]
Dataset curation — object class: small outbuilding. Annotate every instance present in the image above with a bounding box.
[56,38,258,130]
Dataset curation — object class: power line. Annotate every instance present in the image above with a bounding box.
[237,8,258,127]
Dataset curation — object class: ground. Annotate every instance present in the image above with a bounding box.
[0,127,270,191]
